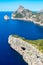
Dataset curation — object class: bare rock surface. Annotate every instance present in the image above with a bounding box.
[8,35,43,65]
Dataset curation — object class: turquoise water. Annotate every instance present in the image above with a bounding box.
[0,12,43,65]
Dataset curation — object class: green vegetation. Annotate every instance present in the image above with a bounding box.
[12,6,43,24]
[12,34,43,53]
[26,40,43,53]
[32,11,38,15]
[14,13,24,18]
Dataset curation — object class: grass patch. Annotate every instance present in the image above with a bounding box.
[12,34,43,53]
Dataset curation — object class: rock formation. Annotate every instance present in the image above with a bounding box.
[8,35,43,65]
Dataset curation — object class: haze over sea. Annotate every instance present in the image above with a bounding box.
[0,12,43,65]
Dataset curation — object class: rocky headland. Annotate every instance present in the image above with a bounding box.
[11,6,43,26]
[8,35,43,65]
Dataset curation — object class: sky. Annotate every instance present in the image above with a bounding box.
[0,0,43,11]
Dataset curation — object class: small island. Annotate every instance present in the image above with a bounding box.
[8,34,43,65]
[11,6,43,26]
[4,15,9,20]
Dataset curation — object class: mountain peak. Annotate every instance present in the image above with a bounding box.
[18,5,24,9]
[17,5,24,13]
[40,9,43,12]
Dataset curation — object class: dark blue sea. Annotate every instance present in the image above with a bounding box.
[0,12,43,65]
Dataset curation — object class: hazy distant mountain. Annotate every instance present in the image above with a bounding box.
[39,9,43,12]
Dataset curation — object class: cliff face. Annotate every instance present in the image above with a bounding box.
[11,6,32,19]
[8,35,43,65]
[11,5,43,24]
[17,6,24,13]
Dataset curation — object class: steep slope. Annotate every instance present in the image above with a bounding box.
[8,35,43,65]
[11,5,43,25]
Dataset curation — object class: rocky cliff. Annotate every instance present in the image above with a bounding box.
[8,35,43,65]
[11,5,43,25]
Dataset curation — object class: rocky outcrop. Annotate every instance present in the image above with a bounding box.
[17,5,24,13]
[11,6,32,19]
[11,6,43,26]
[8,35,43,65]
[4,15,9,20]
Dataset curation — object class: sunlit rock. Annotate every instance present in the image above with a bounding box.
[4,15,9,20]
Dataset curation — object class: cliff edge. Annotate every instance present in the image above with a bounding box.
[8,35,43,65]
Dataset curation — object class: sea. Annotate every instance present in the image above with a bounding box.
[0,12,43,65]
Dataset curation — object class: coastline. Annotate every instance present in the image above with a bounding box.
[11,17,43,26]
[8,35,43,65]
